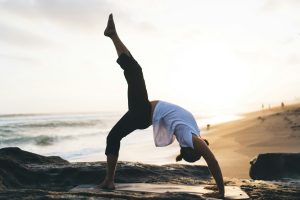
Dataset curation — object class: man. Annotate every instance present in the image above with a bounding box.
[100,14,224,198]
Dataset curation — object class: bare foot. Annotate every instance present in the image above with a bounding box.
[98,179,115,190]
[104,14,117,37]
[203,191,225,199]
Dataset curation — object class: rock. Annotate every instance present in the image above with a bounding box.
[0,147,68,165]
[250,153,300,180]
[0,147,210,190]
[1,147,300,199]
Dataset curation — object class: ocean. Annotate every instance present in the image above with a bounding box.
[0,112,242,164]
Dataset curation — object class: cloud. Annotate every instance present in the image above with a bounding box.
[0,0,122,52]
[0,53,38,64]
[262,0,300,11]
[261,0,300,23]
[0,0,159,35]
[0,22,51,47]
[0,0,125,31]
[287,54,300,66]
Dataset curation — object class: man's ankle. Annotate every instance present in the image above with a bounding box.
[104,177,114,182]
[110,34,119,40]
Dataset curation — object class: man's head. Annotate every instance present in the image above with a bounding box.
[176,138,209,163]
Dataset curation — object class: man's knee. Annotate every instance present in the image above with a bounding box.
[106,132,122,146]
[105,132,122,156]
[117,53,140,71]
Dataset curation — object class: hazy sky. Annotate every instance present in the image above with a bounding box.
[0,0,299,115]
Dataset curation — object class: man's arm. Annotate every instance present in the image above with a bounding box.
[192,136,225,197]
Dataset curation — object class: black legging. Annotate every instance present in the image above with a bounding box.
[105,53,152,156]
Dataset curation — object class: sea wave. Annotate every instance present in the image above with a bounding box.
[1,119,103,129]
[0,135,73,146]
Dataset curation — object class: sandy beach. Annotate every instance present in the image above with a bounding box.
[205,103,300,178]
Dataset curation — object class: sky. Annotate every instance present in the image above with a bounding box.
[0,0,299,115]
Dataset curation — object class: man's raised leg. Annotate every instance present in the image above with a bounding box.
[104,13,130,57]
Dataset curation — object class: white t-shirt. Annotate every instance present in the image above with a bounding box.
[152,101,200,148]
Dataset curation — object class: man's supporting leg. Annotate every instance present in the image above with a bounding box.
[101,111,137,189]
[101,155,117,189]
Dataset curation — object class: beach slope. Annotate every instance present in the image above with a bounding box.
[206,103,300,178]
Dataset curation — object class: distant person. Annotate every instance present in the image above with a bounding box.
[100,14,224,198]
[207,124,211,130]
[281,102,285,109]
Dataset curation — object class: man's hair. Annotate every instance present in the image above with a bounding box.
[176,139,209,163]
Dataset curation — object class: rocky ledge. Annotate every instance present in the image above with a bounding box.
[250,153,300,180]
[0,147,299,199]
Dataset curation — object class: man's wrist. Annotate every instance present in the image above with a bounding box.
[218,186,225,195]
[219,189,225,197]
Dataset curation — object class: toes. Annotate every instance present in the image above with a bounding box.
[109,13,113,21]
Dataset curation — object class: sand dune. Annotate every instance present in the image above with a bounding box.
[205,103,300,178]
